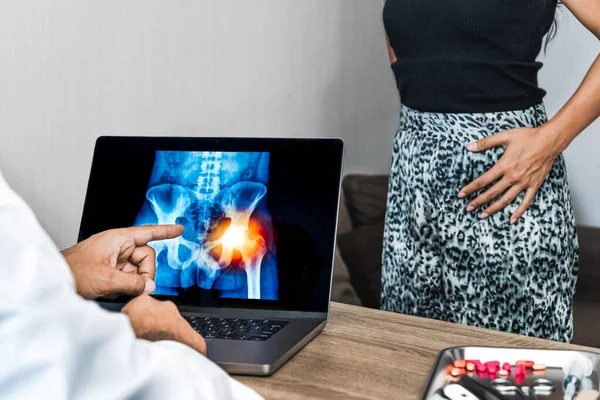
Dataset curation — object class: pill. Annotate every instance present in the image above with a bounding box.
[446,364,455,374]
[476,363,487,372]
[515,365,525,375]
[488,372,497,380]
[515,374,525,384]
[487,365,498,373]
[467,371,476,377]
[466,362,475,372]
[454,360,467,368]
[498,369,509,377]
[489,361,500,367]
[516,360,534,368]
[451,368,461,376]
[532,364,546,371]
[502,363,512,371]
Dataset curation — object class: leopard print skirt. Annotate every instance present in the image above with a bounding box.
[381,104,579,343]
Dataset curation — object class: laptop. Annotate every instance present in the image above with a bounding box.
[77,136,344,376]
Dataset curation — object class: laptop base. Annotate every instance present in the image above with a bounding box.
[204,318,326,376]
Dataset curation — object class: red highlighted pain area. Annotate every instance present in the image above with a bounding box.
[205,216,268,269]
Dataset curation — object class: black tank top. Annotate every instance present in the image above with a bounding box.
[383,0,558,113]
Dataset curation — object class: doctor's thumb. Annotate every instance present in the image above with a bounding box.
[108,269,156,296]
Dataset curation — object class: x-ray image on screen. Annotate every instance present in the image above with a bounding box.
[133,151,278,300]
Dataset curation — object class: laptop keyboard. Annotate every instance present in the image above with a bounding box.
[184,316,289,341]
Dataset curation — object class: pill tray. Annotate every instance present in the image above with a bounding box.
[421,346,600,399]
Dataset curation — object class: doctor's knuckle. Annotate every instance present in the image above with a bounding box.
[147,247,156,258]
[102,268,117,281]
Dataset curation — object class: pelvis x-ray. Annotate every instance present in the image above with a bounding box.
[134,151,278,300]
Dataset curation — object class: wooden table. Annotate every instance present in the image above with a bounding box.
[238,302,599,399]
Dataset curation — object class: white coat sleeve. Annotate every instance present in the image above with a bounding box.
[0,171,263,400]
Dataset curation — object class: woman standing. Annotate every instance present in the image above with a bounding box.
[381,0,600,342]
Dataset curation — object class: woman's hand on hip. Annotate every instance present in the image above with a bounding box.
[457,127,562,224]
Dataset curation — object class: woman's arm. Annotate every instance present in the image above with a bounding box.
[459,0,600,223]
[386,36,397,64]
[543,0,600,153]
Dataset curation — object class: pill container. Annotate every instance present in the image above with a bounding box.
[421,347,600,400]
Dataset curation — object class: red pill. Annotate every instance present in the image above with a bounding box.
[487,365,498,374]
[515,374,525,384]
[515,365,525,375]
[477,370,487,378]
[484,361,500,370]
[476,363,487,372]
[488,372,497,380]
[454,360,467,368]
[466,362,475,372]
[516,360,534,368]
[502,363,512,371]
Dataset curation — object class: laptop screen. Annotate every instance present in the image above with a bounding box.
[78,137,343,313]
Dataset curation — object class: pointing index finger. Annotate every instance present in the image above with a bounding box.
[124,224,184,246]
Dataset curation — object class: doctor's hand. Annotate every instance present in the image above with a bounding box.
[61,225,184,299]
[458,127,561,224]
[122,295,207,355]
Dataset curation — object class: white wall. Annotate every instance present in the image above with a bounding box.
[0,0,398,248]
[0,1,597,250]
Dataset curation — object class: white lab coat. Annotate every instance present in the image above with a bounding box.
[0,171,263,400]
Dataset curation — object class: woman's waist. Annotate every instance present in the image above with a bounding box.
[399,102,548,133]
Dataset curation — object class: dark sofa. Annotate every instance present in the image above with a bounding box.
[331,174,600,347]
